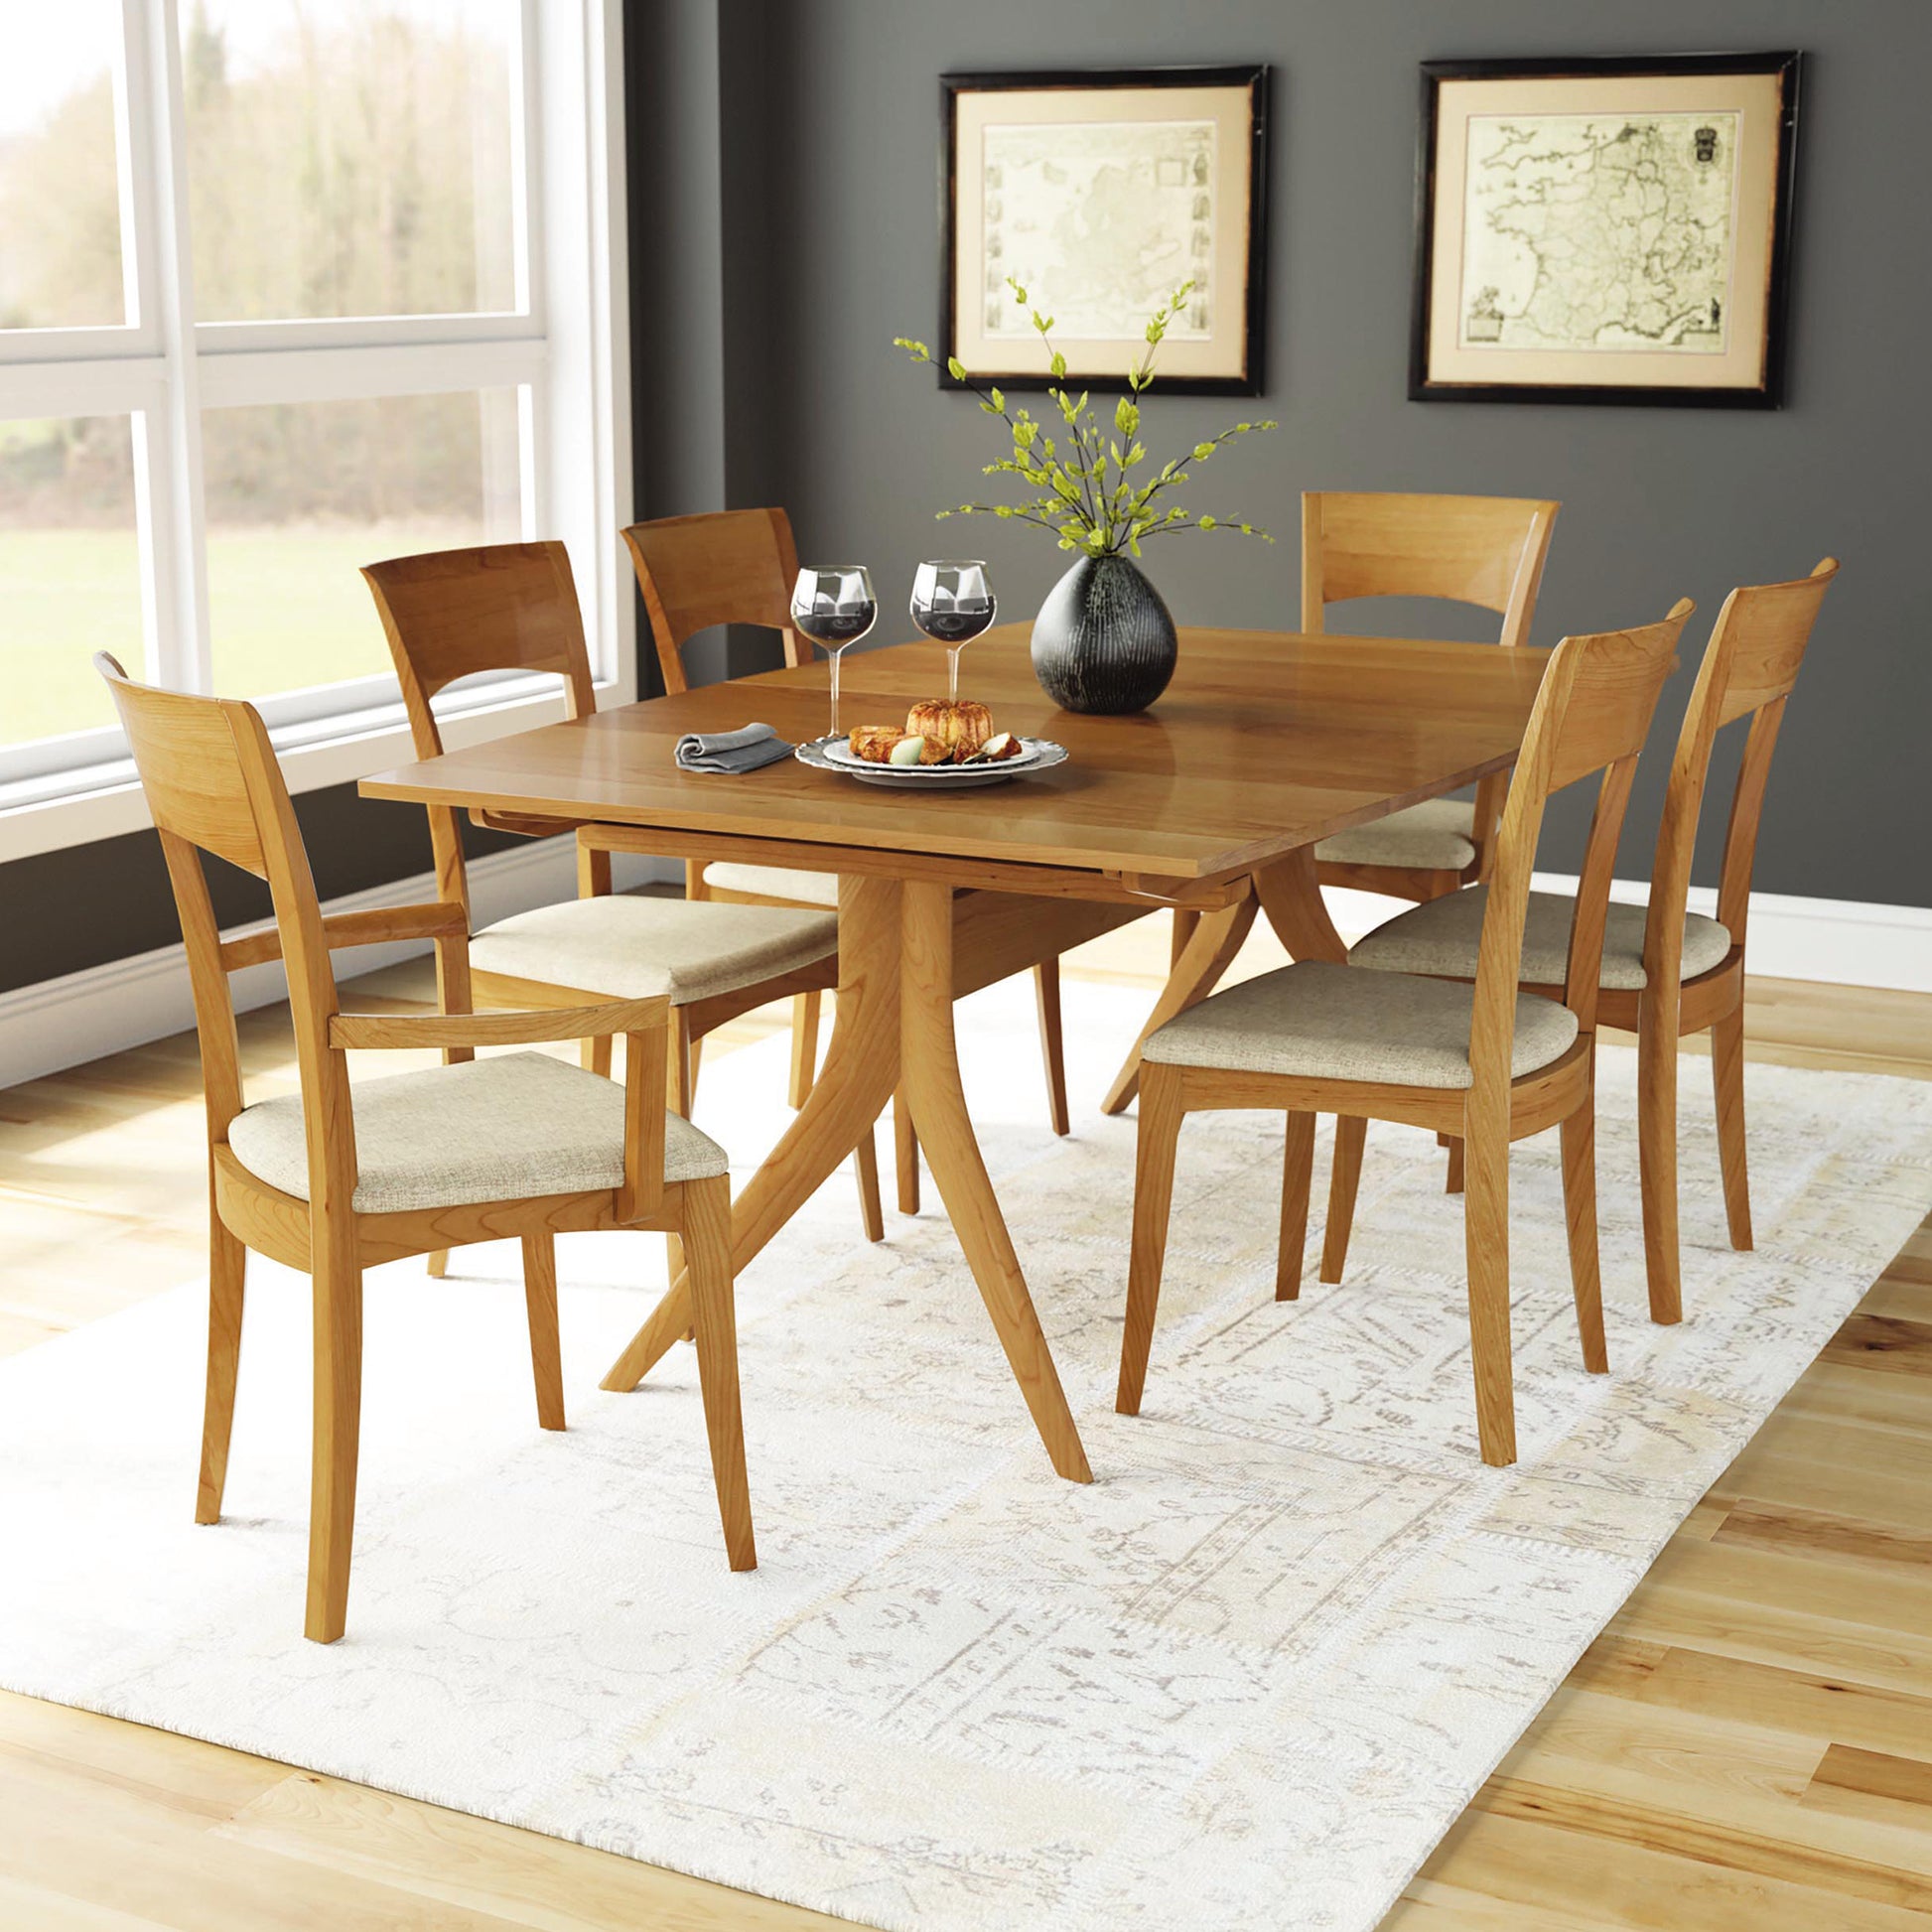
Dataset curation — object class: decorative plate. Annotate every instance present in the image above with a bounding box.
[794,735,1069,790]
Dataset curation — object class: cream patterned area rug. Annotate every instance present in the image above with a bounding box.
[3,978,1930,1932]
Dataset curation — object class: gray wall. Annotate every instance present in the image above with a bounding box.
[702,0,1932,903]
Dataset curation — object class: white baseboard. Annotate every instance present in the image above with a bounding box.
[0,840,679,1092]
[1324,877,1932,996]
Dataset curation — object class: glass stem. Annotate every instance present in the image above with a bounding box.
[828,646,842,739]
[948,645,961,701]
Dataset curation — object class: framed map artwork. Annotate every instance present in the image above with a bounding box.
[939,67,1269,395]
[1411,53,1801,407]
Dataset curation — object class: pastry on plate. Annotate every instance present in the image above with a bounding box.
[904,697,993,759]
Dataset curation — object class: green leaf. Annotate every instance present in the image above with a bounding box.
[1197,514,1216,530]
[1193,442,1216,462]
[1049,350,1066,379]
[946,355,966,380]
[990,386,1005,412]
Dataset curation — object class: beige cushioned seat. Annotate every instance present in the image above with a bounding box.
[1142,959,1578,1089]
[227,1050,727,1214]
[701,863,840,908]
[1348,884,1733,992]
[468,894,836,1004]
[1313,798,1476,873]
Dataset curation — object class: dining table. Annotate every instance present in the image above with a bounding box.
[360,621,1550,1485]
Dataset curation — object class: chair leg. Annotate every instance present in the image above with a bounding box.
[304,1246,363,1644]
[1560,1093,1609,1375]
[196,1215,247,1525]
[894,1086,920,1214]
[1320,1116,1366,1285]
[1462,1120,1516,1468]
[683,1173,757,1572]
[854,1125,886,1242]
[1441,1133,1465,1193]
[1035,958,1070,1137]
[1712,1007,1753,1251]
[582,1033,613,1078]
[666,1014,694,1295]
[1637,994,1683,1324]
[788,990,821,1109]
[1277,1112,1314,1302]
[521,1232,566,1431]
[1116,1063,1185,1416]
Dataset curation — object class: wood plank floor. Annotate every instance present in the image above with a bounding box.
[1,911,1928,1932]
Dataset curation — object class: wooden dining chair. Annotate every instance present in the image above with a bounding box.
[96,654,755,1645]
[1305,490,1561,899]
[1348,561,1839,1324]
[1116,601,1691,1466]
[622,506,1072,1219]
[1111,491,1560,1122]
[362,541,884,1256]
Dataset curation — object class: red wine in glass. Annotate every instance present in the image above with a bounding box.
[789,565,877,738]
[909,560,996,699]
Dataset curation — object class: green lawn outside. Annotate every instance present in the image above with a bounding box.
[2,526,474,748]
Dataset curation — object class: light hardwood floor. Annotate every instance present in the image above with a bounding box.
[1,912,1928,1931]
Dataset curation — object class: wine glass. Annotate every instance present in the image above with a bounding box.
[789,565,877,740]
[909,560,997,701]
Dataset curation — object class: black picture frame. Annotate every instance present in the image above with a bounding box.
[938,65,1270,397]
[1409,51,1802,409]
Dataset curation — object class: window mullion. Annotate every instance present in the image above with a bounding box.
[129,0,210,697]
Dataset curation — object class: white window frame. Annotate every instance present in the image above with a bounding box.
[0,0,631,864]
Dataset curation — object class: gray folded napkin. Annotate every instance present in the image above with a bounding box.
[673,722,793,774]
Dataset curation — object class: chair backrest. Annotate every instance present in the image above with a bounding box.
[1301,491,1560,646]
[1304,491,1560,877]
[1470,601,1693,1101]
[95,653,356,1216]
[622,507,807,694]
[363,541,598,921]
[1641,560,1837,990]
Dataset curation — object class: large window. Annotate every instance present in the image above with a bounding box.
[0,0,627,856]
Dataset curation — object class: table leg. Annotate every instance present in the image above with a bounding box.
[601,877,1094,1483]
[1253,843,1349,963]
[1100,895,1259,1116]
[899,880,1092,1482]
[600,875,902,1392]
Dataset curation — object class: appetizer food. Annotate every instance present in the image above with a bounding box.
[846,724,905,763]
[845,703,1027,768]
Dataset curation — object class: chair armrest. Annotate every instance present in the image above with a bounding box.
[220,900,469,973]
[330,997,670,1051]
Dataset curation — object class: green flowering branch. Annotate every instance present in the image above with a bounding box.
[895,278,1276,559]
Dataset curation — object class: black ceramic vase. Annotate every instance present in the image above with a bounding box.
[1029,553,1177,715]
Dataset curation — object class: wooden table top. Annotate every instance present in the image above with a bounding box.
[360,624,1550,883]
